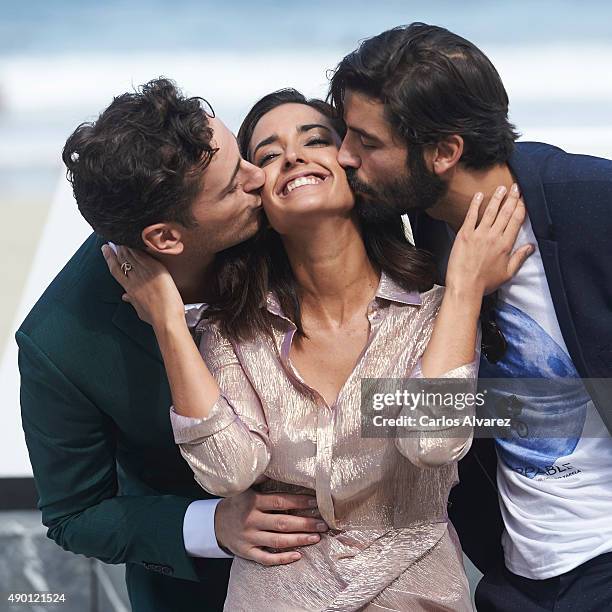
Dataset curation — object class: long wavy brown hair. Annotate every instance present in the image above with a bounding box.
[205,89,436,342]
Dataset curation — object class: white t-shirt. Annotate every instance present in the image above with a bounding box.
[476,215,612,579]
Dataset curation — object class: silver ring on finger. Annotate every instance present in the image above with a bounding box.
[120,261,134,276]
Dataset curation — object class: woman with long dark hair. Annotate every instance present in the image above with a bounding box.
[104,89,531,610]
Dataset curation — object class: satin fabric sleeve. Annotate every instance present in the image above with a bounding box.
[170,323,271,497]
[395,315,480,469]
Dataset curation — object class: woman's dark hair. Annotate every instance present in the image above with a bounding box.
[206,88,436,342]
[236,88,347,159]
[62,77,217,248]
[328,23,519,169]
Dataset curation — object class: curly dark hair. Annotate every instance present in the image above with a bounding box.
[328,23,519,169]
[205,89,436,342]
[62,77,217,248]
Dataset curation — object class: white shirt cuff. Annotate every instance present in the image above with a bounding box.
[183,499,234,559]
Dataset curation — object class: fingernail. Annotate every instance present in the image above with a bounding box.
[291,552,301,560]
[308,535,320,543]
[474,192,484,202]
[100,245,107,255]
[496,185,507,196]
[317,522,327,531]
[308,498,318,508]
[511,183,519,193]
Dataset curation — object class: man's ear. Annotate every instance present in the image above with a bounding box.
[141,223,185,255]
[430,135,464,176]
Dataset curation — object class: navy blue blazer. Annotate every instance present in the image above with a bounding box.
[410,141,612,574]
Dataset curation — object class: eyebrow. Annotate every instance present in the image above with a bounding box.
[220,157,241,195]
[252,123,332,157]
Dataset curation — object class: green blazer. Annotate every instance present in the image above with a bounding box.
[16,232,232,611]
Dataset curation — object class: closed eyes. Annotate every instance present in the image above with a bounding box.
[359,137,378,149]
[257,136,331,167]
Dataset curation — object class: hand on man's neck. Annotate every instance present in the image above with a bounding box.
[427,163,517,232]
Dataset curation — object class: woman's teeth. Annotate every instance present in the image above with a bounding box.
[284,175,323,195]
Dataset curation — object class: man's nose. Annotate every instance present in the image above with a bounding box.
[243,161,265,192]
[337,139,360,169]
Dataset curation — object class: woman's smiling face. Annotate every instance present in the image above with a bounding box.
[248,103,355,234]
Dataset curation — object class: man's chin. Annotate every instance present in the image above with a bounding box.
[355,200,402,225]
[243,215,263,241]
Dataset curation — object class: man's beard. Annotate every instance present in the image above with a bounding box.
[347,150,448,225]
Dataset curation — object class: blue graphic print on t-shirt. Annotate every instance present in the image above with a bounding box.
[479,301,590,478]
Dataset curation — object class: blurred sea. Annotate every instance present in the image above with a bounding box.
[1,6,610,600]
[1,0,612,201]
[2,0,612,351]
[0,8,611,593]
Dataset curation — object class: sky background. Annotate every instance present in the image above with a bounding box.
[2,0,612,199]
[1,1,611,477]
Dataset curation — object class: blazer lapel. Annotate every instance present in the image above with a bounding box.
[509,144,589,377]
[89,232,164,365]
[111,300,164,365]
[508,144,553,241]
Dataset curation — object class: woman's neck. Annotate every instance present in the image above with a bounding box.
[281,216,379,328]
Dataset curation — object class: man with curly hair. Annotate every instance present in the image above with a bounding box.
[16,78,328,612]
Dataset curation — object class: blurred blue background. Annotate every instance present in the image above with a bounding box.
[2,0,612,209]
[1,2,610,609]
